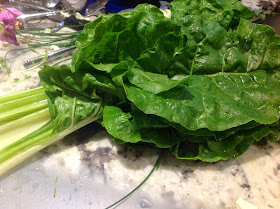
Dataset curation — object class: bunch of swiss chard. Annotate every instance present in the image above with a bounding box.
[1,0,280,175]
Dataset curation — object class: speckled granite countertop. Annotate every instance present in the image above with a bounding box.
[0,122,279,209]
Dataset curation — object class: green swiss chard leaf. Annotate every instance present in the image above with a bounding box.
[38,65,104,130]
[169,0,254,29]
[72,4,181,72]
[102,106,185,148]
[133,32,188,75]
[127,68,183,94]
[213,121,260,141]
[170,15,246,76]
[236,18,280,72]
[75,4,163,50]
[39,63,126,104]
[171,124,280,162]
[124,70,280,131]
[73,3,279,78]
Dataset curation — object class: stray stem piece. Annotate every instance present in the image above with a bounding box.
[105,152,163,209]
[26,50,49,71]
[54,176,58,198]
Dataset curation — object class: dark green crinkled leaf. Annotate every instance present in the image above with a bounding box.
[127,68,183,94]
[169,0,254,29]
[72,5,181,72]
[236,19,280,72]
[124,70,280,131]
[102,106,185,148]
[171,124,280,162]
[172,15,236,76]
[72,3,280,78]
[39,65,103,129]
[213,121,259,141]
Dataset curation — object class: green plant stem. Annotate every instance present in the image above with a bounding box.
[105,152,162,209]
[26,50,49,71]
[20,31,80,36]
[0,111,102,176]
[54,176,58,198]
[28,42,75,47]
[0,87,48,125]
[0,108,50,150]
[5,49,32,61]
[53,57,72,66]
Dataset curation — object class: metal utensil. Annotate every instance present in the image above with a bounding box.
[85,0,109,16]
[12,1,52,12]
[61,0,88,12]
[23,45,76,69]
[17,10,62,21]
[43,0,61,9]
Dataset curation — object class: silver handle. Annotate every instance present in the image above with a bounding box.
[23,45,76,68]
[15,1,52,12]
[85,0,109,16]
[17,11,60,21]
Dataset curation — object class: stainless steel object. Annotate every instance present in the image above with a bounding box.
[23,45,76,69]
[12,1,52,12]
[61,0,88,12]
[85,0,108,16]
[17,11,61,21]
[22,22,58,29]
[43,0,61,9]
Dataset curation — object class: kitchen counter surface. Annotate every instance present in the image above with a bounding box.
[0,121,279,209]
